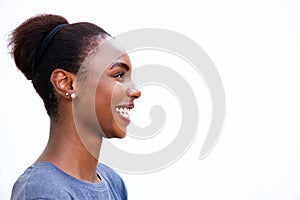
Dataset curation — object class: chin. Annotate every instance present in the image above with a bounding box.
[104,126,127,139]
[114,129,127,139]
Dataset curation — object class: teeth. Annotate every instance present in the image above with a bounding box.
[115,107,130,119]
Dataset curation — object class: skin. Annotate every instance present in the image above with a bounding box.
[37,38,141,183]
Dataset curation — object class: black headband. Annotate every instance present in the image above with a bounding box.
[32,23,68,78]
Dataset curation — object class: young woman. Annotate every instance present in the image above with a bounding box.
[9,14,141,199]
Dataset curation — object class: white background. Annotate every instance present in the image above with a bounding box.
[1,0,299,199]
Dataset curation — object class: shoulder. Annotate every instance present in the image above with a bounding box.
[97,162,121,179]
[97,162,125,185]
[97,162,128,198]
[11,162,73,200]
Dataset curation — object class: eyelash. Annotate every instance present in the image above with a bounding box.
[113,72,125,79]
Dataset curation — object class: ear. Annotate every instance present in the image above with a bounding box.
[50,69,76,100]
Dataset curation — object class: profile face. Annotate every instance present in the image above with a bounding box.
[74,38,141,139]
[95,54,140,138]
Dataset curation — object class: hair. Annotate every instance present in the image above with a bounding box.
[9,14,109,118]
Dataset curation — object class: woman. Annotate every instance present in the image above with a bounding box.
[9,14,141,199]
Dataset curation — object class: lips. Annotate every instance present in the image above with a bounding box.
[115,103,134,123]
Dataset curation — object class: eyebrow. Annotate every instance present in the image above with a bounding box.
[110,62,130,71]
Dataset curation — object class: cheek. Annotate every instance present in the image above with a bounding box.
[94,82,113,136]
[94,80,126,120]
[111,82,128,105]
[94,79,127,115]
[94,81,128,137]
[95,80,112,112]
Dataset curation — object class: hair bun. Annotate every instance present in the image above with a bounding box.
[9,14,69,80]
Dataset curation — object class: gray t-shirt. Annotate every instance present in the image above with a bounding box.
[11,162,127,200]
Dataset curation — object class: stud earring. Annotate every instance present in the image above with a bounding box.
[66,92,69,96]
[70,93,77,99]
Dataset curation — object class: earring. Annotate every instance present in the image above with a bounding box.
[70,93,77,99]
[66,92,69,96]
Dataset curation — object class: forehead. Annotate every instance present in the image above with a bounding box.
[76,37,130,83]
[81,37,128,70]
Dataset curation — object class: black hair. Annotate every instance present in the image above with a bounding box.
[9,14,109,118]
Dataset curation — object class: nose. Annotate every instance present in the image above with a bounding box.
[128,88,141,99]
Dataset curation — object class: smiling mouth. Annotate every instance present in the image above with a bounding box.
[115,104,134,123]
[115,106,130,119]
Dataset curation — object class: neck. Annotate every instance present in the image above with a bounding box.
[37,116,102,183]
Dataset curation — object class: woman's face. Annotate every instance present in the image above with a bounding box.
[95,54,141,138]
[74,38,141,139]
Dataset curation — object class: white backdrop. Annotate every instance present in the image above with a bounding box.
[1,0,299,199]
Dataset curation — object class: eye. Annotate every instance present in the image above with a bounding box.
[113,71,125,79]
